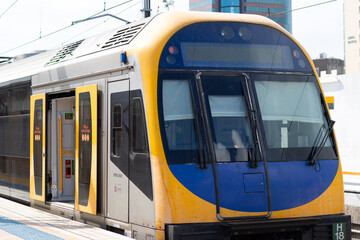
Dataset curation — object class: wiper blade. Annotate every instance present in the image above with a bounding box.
[308,120,335,166]
[241,74,260,168]
[192,72,207,169]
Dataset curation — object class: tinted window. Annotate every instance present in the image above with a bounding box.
[0,82,30,192]
[162,80,197,151]
[112,104,122,156]
[159,73,255,164]
[110,91,130,186]
[160,74,201,165]
[78,92,91,206]
[253,74,337,161]
[159,22,312,72]
[33,99,43,196]
[132,98,147,153]
[130,91,153,200]
[201,76,254,162]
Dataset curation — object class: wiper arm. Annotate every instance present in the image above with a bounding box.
[241,73,260,168]
[193,72,208,169]
[308,120,335,166]
[247,110,258,168]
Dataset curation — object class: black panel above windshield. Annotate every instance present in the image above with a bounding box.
[159,22,312,72]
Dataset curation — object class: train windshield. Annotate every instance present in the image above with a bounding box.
[159,73,255,164]
[158,72,337,164]
[252,73,337,161]
[201,76,254,162]
[158,21,337,164]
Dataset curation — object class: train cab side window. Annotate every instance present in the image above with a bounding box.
[132,97,148,153]
[112,104,122,156]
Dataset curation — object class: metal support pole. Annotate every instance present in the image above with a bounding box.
[142,0,151,18]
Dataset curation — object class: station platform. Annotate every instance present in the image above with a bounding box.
[0,197,132,240]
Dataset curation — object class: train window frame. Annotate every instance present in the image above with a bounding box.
[131,97,148,154]
[112,104,122,157]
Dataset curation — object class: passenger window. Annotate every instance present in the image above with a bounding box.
[112,104,122,156]
[162,80,197,151]
[132,98,147,153]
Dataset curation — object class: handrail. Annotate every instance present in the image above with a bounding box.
[62,151,75,154]
[58,114,63,193]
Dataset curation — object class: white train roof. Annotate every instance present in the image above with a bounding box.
[0,17,150,86]
[0,11,281,88]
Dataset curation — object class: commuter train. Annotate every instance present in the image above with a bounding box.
[0,11,351,239]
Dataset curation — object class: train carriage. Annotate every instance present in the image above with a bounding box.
[0,11,351,239]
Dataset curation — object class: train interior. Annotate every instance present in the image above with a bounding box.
[48,94,76,207]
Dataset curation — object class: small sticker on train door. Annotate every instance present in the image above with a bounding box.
[65,113,73,120]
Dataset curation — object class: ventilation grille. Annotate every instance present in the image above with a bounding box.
[102,23,146,49]
[46,39,84,66]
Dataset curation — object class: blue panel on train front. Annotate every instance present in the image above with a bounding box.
[243,173,265,193]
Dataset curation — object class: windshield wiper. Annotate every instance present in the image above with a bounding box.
[190,72,207,169]
[308,120,335,166]
[241,73,261,168]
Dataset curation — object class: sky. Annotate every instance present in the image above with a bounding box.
[292,0,343,60]
[0,0,344,60]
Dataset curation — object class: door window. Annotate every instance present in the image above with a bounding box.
[112,104,122,156]
[78,92,92,206]
[33,99,43,196]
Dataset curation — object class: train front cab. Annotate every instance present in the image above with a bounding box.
[140,13,352,240]
[30,85,98,215]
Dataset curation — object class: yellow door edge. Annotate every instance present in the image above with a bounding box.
[75,85,98,215]
[29,93,46,202]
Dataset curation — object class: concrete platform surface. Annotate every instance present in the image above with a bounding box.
[0,197,132,240]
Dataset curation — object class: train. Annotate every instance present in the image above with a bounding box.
[0,11,351,240]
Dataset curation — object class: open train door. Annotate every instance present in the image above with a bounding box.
[30,94,47,202]
[75,85,98,215]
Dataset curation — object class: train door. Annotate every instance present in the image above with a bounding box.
[75,85,98,215]
[30,94,46,202]
[50,97,75,202]
[107,80,129,222]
